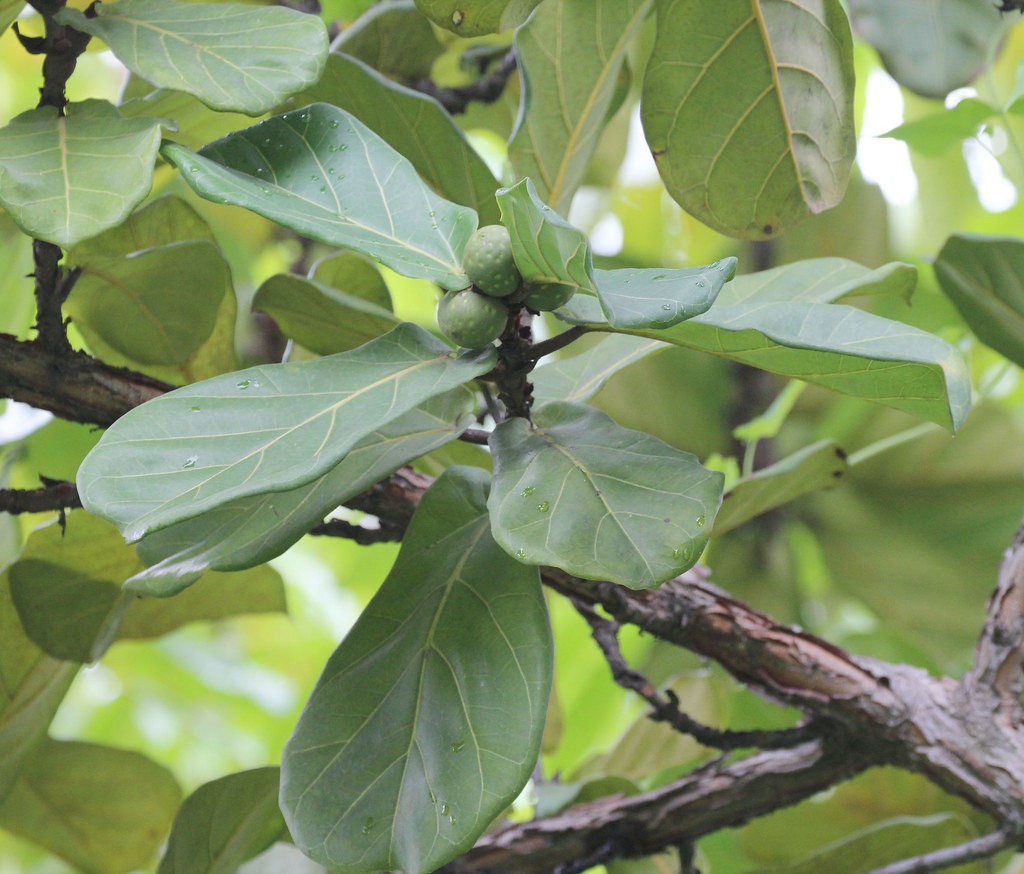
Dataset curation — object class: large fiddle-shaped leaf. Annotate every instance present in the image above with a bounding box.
[299,53,500,224]
[158,768,285,874]
[532,334,667,405]
[56,0,328,115]
[488,402,724,587]
[162,104,477,289]
[77,323,495,542]
[0,100,164,248]
[509,0,651,214]
[0,739,181,874]
[934,234,1024,368]
[335,0,444,79]
[415,0,541,35]
[641,0,856,238]
[131,388,476,597]
[281,467,551,874]
[847,0,1005,99]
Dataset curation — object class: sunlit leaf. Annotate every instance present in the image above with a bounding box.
[0,100,164,248]
[934,233,1024,368]
[158,768,285,874]
[0,739,181,874]
[509,0,652,214]
[641,0,856,238]
[56,0,328,115]
[312,250,393,312]
[713,440,848,536]
[488,402,724,587]
[131,388,476,596]
[281,466,551,874]
[848,0,1005,99]
[162,104,477,289]
[0,1,23,39]
[881,98,996,157]
[300,53,501,223]
[415,0,541,35]
[78,323,495,542]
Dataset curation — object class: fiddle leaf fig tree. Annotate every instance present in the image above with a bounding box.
[2,0,1015,872]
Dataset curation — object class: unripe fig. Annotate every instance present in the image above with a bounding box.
[523,281,576,311]
[437,289,507,348]
[462,225,521,297]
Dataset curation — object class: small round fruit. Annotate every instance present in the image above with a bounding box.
[523,281,576,311]
[462,225,521,297]
[437,289,507,348]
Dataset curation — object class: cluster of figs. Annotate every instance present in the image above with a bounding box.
[437,224,577,348]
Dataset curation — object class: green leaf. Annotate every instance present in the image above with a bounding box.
[253,273,400,355]
[312,250,393,312]
[55,0,328,115]
[120,86,255,151]
[414,0,541,35]
[0,738,181,874]
[7,513,287,661]
[0,570,78,800]
[0,1,23,39]
[497,178,597,292]
[713,440,848,536]
[334,0,444,79]
[641,0,856,238]
[130,387,477,596]
[881,98,996,157]
[78,323,495,542]
[158,767,285,874]
[848,0,1005,99]
[509,0,652,214]
[299,53,501,223]
[488,402,724,587]
[592,259,737,329]
[280,466,552,874]
[934,234,1024,368]
[532,334,667,405]
[71,193,216,256]
[0,100,164,248]
[162,104,477,289]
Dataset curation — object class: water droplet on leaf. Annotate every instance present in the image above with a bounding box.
[450,740,465,752]
[521,486,536,497]
[182,456,198,469]
[361,817,374,835]
[451,9,464,25]
[695,514,706,527]
[537,501,550,513]
[440,802,449,816]
[237,379,251,389]
[515,548,525,560]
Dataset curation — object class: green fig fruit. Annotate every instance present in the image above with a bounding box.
[462,225,521,297]
[437,288,508,348]
[523,281,576,311]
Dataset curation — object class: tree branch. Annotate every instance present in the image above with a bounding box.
[862,829,1015,874]
[412,48,517,115]
[0,479,81,515]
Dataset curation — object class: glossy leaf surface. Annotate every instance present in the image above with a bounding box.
[488,402,724,587]
[0,100,163,248]
[158,767,285,874]
[56,0,328,115]
[0,739,180,874]
[78,323,495,542]
[162,104,477,289]
[281,467,551,874]
[300,53,500,223]
[509,0,651,214]
[642,0,856,238]
[934,234,1024,368]
[131,388,476,596]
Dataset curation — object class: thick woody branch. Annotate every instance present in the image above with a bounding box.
[0,479,81,515]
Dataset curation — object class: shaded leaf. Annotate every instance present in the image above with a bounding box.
[119,85,255,151]
[162,104,477,289]
[0,738,181,874]
[0,100,164,248]
[78,323,495,542]
[532,334,667,406]
[509,0,652,214]
[641,0,856,238]
[56,0,328,115]
[0,1,23,39]
[281,466,551,874]
[253,273,399,355]
[71,194,216,256]
[488,402,724,587]
[880,98,996,157]
[848,0,1005,99]
[415,0,541,35]
[299,53,500,223]
[713,440,848,536]
[335,0,444,79]
[312,250,393,312]
[934,233,1024,368]
[131,388,476,596]
[158,767,285,874]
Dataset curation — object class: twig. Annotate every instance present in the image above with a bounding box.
[412,48,517,115]
[309,518,403,545]
[526,326,588,362]
[0,479,81,515]
[861,829,1015,874]
[459,428,491,445]
[572,598,821,751]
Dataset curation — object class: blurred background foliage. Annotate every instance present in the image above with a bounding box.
[4,1,1024,871]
